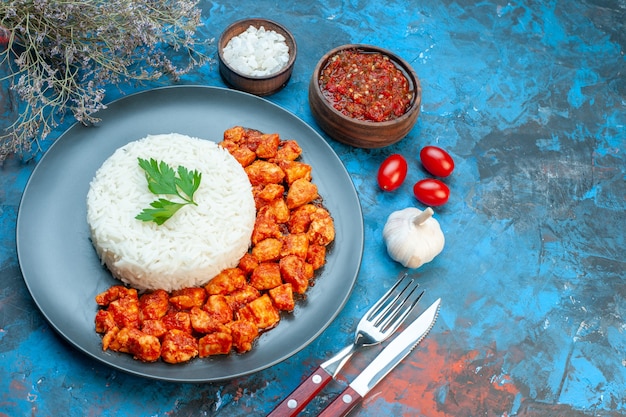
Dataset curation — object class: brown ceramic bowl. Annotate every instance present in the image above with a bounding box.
[218,18,297,96]
[309,44,421,148]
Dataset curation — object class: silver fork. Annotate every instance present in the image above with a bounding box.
[267,273,424,417]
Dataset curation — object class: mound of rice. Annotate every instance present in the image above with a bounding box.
[86,133,256,292]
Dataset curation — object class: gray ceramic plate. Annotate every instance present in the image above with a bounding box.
[16,86,363,382]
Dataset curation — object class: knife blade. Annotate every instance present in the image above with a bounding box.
[317,298,441,417]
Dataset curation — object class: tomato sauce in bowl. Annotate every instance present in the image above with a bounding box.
[318,49,414,123]
[308,44,421,148]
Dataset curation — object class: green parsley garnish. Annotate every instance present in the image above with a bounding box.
[135,157,202,225]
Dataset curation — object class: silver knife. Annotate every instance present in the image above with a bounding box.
[317,298,441,417]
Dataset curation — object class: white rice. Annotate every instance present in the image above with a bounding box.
[86,133,256,292]
[223,25,290,77]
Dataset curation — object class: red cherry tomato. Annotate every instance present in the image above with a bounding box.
[420,146,454,177]
[413,179,450,206]
[377,154,408,191]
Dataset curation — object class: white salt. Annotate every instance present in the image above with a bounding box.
[223,25,290,77]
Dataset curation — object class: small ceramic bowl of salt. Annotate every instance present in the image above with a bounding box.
[218,18,297,96]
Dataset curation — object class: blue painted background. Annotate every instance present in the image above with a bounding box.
[1,0,624,416]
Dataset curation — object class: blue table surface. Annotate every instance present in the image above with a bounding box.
[1,1,625,416]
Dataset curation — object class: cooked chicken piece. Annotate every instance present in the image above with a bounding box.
[286,178,318,209]
[95,310,122,351]
[170,287,207,310]
[126,328,161,362]
[96,287,142,350]
[230,145,257,167]
[140,319,168,339]
[269,283,295,312]
[251,213,283,244]
[279,160,312,185]
[249,262,282,291]
[237,294,280,329]
[240,128,262,144]
[258,198,290,224]
[169,287,207,310]
[238,253,259,276]
[139,289,169,321]
[162,311,192,334]
[95,310,117,334]
[205,268,247,295]
[304,262,314,280]
[252,237,283,262]
[106,290,140,329]
[203,294,234,324]
[107,326,132,353]
[306,244,327,270]
[223,125,246,143]
[225,285,261,311]
[190,306,224,334]
[279,255,309,294]
[108,327,161,362]
[253,183,285,209]
[199,331,233,357]
[101,327,120,351]
[308,207,335,246]
[219,139,238,153]
[161,329,199,364]
[227,320,259,353]
[287,204,318,234]
[275,140,302,161]
[246,131,280,159]
[281,233,309,259]
[245,160,285,185]
[95,285,137,305]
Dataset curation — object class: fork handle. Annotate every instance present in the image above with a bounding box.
[267,366,333,417]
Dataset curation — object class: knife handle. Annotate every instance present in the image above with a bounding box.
[317,386,362,417]
[267,366,333,417]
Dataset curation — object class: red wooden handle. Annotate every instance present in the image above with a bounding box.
[317,386,363,417]
[267,366,333,417]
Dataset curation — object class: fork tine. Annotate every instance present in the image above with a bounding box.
[366,274,420,326]
[378,288,424,335]
[365,273,409,314]
[367,275,423,334]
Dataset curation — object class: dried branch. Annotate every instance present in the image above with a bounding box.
[0,0,211,162]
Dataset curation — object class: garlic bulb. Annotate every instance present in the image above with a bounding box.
[382,207,445,269]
